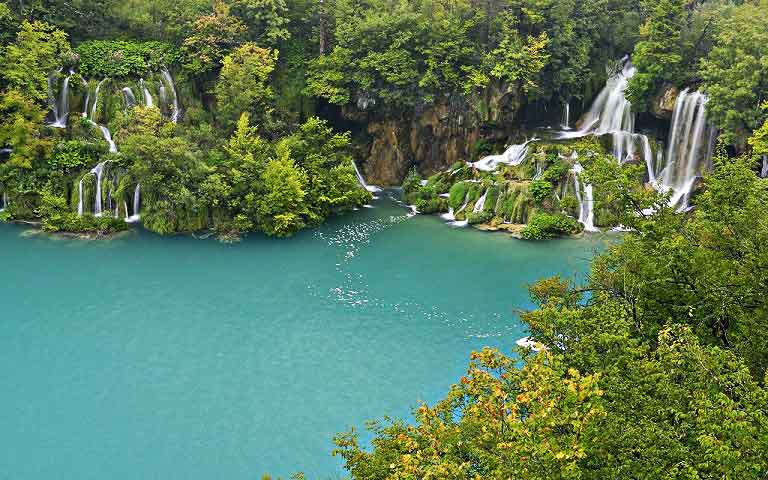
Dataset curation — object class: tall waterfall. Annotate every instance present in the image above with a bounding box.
[47,70,72,128]
[122,87,137,108]
[90,79,107,121]
[353,161,381,192]
[91,162,106,216]
[160,68,180,122]
[126,184,141,223]
[559,59,656,180]
[81,79,90,117]
[657,89,712,208]
[140,79,154,107]
[571,162,598,232]
[561,102,571,130]
[471,138,537,172]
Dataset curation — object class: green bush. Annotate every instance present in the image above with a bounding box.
[521,213,582,240]
[530,179,553,203]
[415,197,446,214]
[76,40,181,77]
[448,181,469,210]
[466,211,492,225]
[402,167,422,195]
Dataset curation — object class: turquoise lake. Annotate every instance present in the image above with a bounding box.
[0,192,604,478]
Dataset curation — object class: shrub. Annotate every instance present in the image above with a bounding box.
[466,211,492,225]
[521,213,582,240]
[530,179,553,203]
[76,40,181,77]
[448,181,469,210]
[402,167,422,195]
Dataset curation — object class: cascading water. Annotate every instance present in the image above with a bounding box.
[98,126,117,153]
[473,190,488,213]
[561,102,571,130]
[0,191,8,211]
[160,68,180,122]
[122,87,137,108]
[559,59,656,182]
[126,183,141,223]
[77,177,85,215]
[571,162,598,232]
[353,161,381,192]
[90,79,107,121]
[471,138,538,172]
[47,70,72,128]
[140,79,154,107]
[81,79,90,118]
[657,89,712,208]
[91,162,106,216]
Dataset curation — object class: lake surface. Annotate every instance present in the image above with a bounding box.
[0,192,604,478]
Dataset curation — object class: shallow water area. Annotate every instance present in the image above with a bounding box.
[0,192,604,478]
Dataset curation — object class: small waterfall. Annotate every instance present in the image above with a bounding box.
[98,126,117,153]
[440,207,455,221]
[126,183,141,223]
[81,79,90,118]
[658,89,712,208]
[160,67,180,122]
[140,79,154,107]
[47,70,72,128]
[571,163,598,232]
[352,161,381,192]
[561,102,571,130]
[761,155,768,178]
[473,190,488,213]
[91,162,106,216]
[471,138,538,172]
[90,79,107,121]
[0,191,8,211]
[77,177,85,215]
[122,87,137,108]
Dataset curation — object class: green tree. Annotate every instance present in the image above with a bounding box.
[257,143,308,236]
[1,20,72,103]
[626,0,685,110]
[182,0,247,76]
[700,0,768,146]
[214,43,278,131]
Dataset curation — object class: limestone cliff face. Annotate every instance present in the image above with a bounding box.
[651,83,679,120]
[359,85,521,185]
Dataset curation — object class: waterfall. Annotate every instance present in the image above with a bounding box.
[473,190,488,213]
[91,162,106,216]
[81,79,90,118]
[47,70,72,128]
[122,87,137,108]
[140,79,154,107]
[98,126,117,153]
[558,59,656,183]
[658,89,712,209]
[561,102,571,130]
[160,67,180,122]
[352,161,381,192]
[441,207,455,221]
[90,79,107,121]
[761,155,768,178]
[571,163,598,232]
[77,177,85,215]
[0,191,7,211]
[126,183,141,223]
[471,138,538,172]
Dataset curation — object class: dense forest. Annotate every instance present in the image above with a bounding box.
[2,0,768,477]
